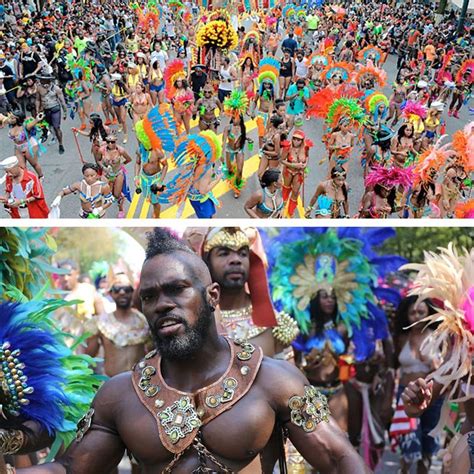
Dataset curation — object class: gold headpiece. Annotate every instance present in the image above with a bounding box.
[203,227,250,253]
[290,254,357,312]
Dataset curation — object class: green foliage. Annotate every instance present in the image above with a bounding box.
[53,228,125,275]
[379,227,473,263]
[0,228,59,300]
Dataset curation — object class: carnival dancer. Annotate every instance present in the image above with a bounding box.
[164,59,194,135]
[134,104,177,218]
[109,73,130,144]
[387,82,407,127]
[72,114,111,169]
[12,228,370,474]
[363,93,389,159]
[448,59,473,119]
[281,129,313,218]
[50,163,114,219]
[222,90,249,198]
[129,82,153,124]
[65,59,93,132]
[252,57,280,150]
[421,101,444,150]
[307,84,365,174]
[286,78,310,129]
[196,10,238,84]
[360,166,414,218]
[84,273,151,378]
[305,166,349,219]
[200,227,298,358]
[244,169,284,219]
[279,48,295,99]
[97,134,132,218]
[399,245,474,474]
[147,59,165,106]
[257,114,284,179]
[0,155,48,219]
[405,136,453,218]
[265,227,398,438]
[157,129,221,219]
[6,110,44,179]
[195,83,222,133]
[390,124,418,169]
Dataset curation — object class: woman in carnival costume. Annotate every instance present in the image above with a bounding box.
[362,93,390,159]
[448,59,473,119]
[5,110,44,179]
[400,100,427,153]
[134,103,177,218]
[109,73,130,144]
[49,163,114,219]
[390,123,418,169]
[281,129,313,218]
[65,59,93,132]
[164,59,194,135]
[244,168,284,219]
[307,84,365,174]
[222,90,249,198]
[251,57,280,150]
[360,165,414,218]
[399,245,474,474]
[264,227,403,458]
[305,165,349,219]
[0,228,102,471]
[402,137,451,219]
[72,113,111,170]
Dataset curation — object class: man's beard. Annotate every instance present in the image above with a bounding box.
[152,295,213,360]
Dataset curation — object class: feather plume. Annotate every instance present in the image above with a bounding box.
[401,245,474,401]
[365,165,414,190]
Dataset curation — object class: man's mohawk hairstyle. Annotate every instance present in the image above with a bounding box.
[145,228,194,260]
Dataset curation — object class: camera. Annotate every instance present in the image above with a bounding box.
[150,184,165,194]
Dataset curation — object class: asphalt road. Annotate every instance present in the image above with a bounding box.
[0,54,470,220]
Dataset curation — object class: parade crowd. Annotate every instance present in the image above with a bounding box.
[0,0,471,219]
[0,226,472,474]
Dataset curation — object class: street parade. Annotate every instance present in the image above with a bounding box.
[0,0,471,218]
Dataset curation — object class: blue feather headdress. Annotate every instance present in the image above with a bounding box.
[0,300,105,458]
[262,228,406,361]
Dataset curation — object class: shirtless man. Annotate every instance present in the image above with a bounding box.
[201,227,298,359]
[85,273,151,377]
[195,84,222,132]
[98,134,132,218]
[187,161,220,219]
[13,228,369,474]
[134,145,168,218]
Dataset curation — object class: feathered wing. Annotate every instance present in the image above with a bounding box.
[401,244,474,401]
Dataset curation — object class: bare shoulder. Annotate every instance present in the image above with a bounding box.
[93,371,134,417]
[256,357,309,411]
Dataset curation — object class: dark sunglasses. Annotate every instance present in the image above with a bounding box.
[110,285,134,293]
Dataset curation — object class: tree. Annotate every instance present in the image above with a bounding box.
[379,227,473,263]
[52,228,125,276]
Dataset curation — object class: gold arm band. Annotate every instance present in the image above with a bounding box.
[0,428,24,455]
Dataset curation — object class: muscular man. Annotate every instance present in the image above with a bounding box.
[13,228,369,474]
[201,227,298,358]
[85,273,151,377]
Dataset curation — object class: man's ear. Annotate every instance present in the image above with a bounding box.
[207,282,220,310]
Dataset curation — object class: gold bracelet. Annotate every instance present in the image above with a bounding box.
[0,428,25,455]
